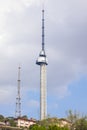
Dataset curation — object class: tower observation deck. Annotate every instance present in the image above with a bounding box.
[36,9,48,120]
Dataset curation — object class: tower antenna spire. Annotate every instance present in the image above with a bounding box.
[42,8,45,50]
[15,66,21,118]
[42,0,44,10]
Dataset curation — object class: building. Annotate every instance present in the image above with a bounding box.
[15,118,36,128]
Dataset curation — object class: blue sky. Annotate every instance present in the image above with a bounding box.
[0,0,87,120]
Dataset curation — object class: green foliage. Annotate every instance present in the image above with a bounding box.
[66,110,80,130]
[74,117,87,130]
[21,115,28,119]
[66,110,87,130]
[66,110,79,124]
[29,124,46,130]
[29,124,69,130]
[48,125,58,130]
[37,117,60,128]
[8,119,17,127]
[0,114,4,121]
[48,125,69,130]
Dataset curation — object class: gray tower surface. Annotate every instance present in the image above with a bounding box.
[36,9,48,120]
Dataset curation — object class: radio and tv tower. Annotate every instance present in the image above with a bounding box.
[15,66,21,118]
[36,8,48,120]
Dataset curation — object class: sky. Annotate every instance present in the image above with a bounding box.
[0,0,87,120]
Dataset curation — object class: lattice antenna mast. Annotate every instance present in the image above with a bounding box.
[42,8,45,51]
[15,66,21,118]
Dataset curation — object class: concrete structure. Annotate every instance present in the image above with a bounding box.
[36,9,48,120]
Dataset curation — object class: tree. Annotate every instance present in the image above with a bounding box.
[29,125,69,130]
[66,110,79,124]
[66,110,80,130]
[74,117,87,130]
[0,114,4,121]
[29,124,46,130]
[48,125,59,130]
[21,115,28,119]
[66,110,87,130]
[8,118,17,127]
[48,125,69,130]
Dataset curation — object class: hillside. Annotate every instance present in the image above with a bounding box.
[37,117,71,128]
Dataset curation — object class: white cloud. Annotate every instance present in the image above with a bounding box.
[27,100,39,108]
[0,0,87,117]
[0,85,16,104]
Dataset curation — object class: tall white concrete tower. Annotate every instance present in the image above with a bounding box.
[36,9,48,120]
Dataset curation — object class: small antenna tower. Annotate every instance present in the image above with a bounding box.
[15,66,21,118]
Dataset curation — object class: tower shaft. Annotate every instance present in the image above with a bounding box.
[40,64,47,119]
[15,66,21,118]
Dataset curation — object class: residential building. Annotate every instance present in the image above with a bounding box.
[15,118,36,128]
